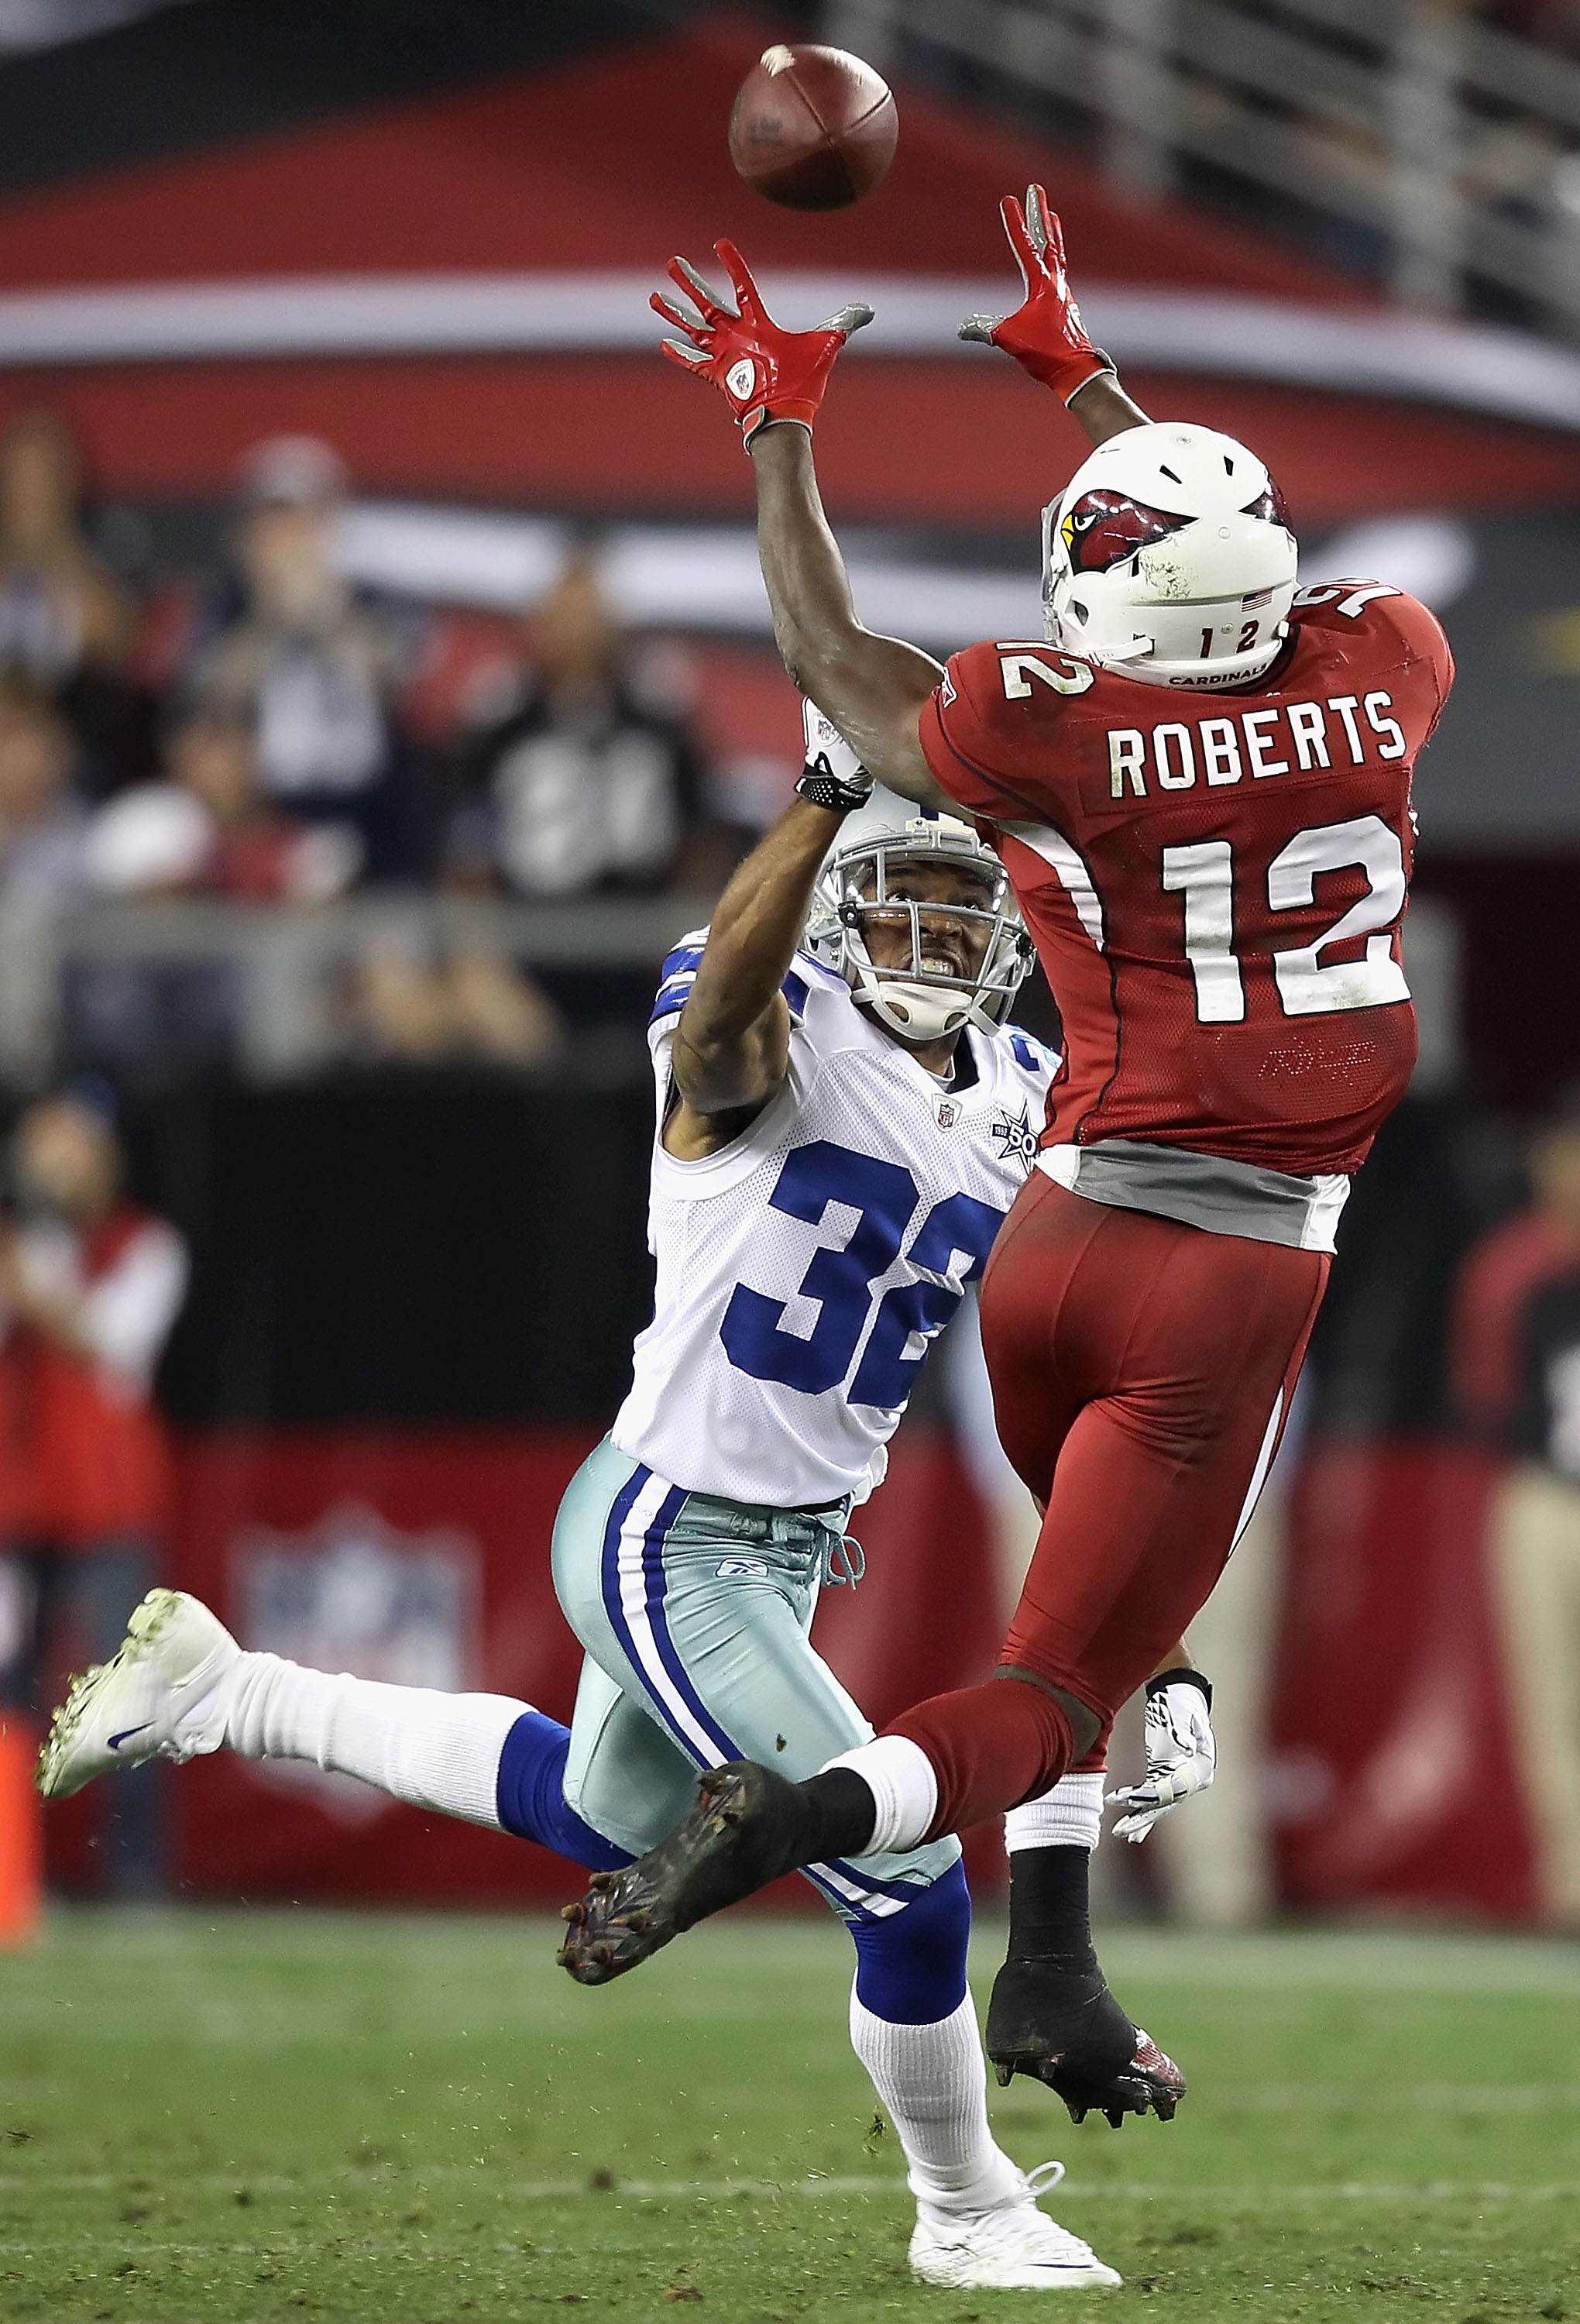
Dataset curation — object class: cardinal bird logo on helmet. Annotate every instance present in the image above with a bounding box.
[1060,491,1193,575]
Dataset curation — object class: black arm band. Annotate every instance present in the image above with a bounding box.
[795,759,873,815]
[1146,1666,1213,1712]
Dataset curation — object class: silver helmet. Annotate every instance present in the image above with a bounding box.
[804,787,1033,1041]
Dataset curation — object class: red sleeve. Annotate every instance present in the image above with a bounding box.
[919,641,1046,822]
[1384,590,1455,720]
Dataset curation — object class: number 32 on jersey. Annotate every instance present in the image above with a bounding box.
[1161,812,1410,1023]
[719,1141,1001,1411]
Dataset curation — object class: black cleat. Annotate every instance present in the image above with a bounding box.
[557,1759,809,1985]
[986,1959,1187,2127]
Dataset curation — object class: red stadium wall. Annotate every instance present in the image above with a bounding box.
[1270,1442,1537,1923]
[39,1428,1540,1923]
[7,359,1575,532]
[60,1426,1008,1910]
[0,21,1574,523]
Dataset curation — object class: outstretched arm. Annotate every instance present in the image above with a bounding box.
[650,200,1149,814]
[650,239,947,810]
[750,428,949,810]
[664,708,871,1161]
[960,183,1152,449]
[1069,371,1151,445]
[748,184,1163,795]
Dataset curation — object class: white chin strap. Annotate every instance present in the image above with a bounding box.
[863,976,973,1040]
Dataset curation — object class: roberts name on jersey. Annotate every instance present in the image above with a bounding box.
[921,582,1455,1183]
[610,940,1059,1511]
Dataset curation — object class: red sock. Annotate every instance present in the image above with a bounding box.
[885,1678,1074,1841]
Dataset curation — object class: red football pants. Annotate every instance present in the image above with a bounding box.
[886,1173,1328,1838]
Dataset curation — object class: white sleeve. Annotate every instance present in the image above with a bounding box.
[81,1222,189,1396]
[648,929,709,1036]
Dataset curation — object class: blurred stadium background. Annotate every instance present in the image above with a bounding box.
[0,0,1575,2033]
[6,5,1580,2318]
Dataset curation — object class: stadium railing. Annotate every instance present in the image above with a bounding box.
[826,0,1580,330]
[0,894,715,1085]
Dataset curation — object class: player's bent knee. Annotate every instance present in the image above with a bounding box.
[847,1858,971,2024]
[1052,1687,1103,1761]
[994,1666,1103,1761]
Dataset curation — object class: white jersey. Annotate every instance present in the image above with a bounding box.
[610,932,1059,1509]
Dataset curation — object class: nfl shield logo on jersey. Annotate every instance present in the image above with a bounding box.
[935,1096,962,1129]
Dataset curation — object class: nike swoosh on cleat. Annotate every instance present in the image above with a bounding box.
[107,1724,153,1752]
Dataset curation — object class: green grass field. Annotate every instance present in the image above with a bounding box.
[0,1910,1577,2324]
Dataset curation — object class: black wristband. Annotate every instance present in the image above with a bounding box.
[1146,1666,1213,1712]
[795,758,873,815]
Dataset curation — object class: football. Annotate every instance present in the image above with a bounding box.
[728,43,898,211]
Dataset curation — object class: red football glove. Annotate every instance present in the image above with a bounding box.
[959,184,1113,404]
[651,239,873,448]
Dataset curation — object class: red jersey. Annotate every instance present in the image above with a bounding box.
[920,583,1454,1179]
[0,1205,183,1545]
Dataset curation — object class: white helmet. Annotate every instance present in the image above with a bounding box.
[805,787,1032,1042]
[1042,421,1298,688]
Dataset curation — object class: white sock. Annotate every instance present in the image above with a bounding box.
[219,1653,524,1829]
[821,1734,939,1853]
[1005,1771,1104,1854]
[849,1987,1023,2217]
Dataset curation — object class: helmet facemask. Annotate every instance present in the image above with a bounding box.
[806,820,1033,1042]
[1039,425,1299,689]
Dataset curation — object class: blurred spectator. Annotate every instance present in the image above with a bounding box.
[1452,1101,1580,1439]
[189,437,406,875]
[344,930,564,1070]
[0,408,150,795]
[0,670,85,907]
[0,411,132,684]
[447,552,725,899]
[82,702,362,905]
[1452,1093,1580,1925]
[0,1086,187,1896]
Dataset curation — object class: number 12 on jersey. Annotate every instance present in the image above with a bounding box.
[1161,812,1410,1024]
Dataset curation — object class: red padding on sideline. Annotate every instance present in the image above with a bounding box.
[62,1425,1005,1909]
[1270,1441,1536,1923]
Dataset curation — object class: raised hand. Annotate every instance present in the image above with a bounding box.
[652,239,873,447]
[959,184,1113,404]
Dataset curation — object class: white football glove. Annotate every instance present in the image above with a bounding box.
[1107,1671,1215,1842]
[795,700,874,813]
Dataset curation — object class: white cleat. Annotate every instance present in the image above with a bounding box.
[909,2161,1121,2291]
[36,1589,239,1800]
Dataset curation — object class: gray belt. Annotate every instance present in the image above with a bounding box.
[1037,1138,1349,1253]
[678,1488,865,1588]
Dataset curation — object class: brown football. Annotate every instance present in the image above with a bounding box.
[728,43,898,211]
